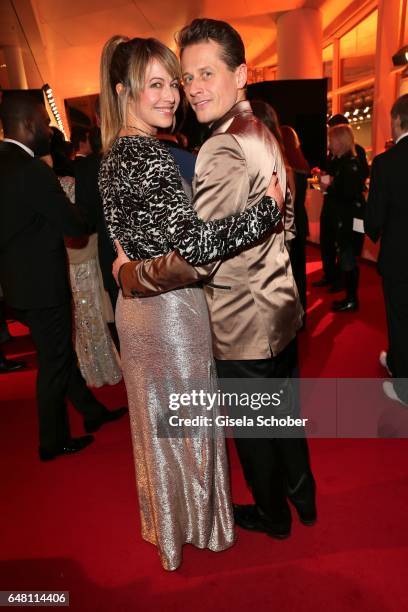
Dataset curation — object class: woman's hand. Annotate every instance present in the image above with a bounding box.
[112,239,130,285]
[266,172,284,212]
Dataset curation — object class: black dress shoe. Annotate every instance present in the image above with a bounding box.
[0,357,25,373]
[39,435,94,461]
[312,277,331,287]
[233,504,291,539]
[331,298,359,312]
[84,407,128,433]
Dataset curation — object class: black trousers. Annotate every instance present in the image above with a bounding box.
[216,340,315,524]
[14,302,105,453]
[383,277,408,403]
[319,197,338,282]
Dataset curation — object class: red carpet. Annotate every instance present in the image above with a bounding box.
[1,246,408,612]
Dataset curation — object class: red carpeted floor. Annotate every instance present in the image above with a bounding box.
[1,245,408,612]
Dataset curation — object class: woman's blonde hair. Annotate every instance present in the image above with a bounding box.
[100,35,181,152]
[328,124,356,157]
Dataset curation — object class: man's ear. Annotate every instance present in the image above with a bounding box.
[236,64,248,90]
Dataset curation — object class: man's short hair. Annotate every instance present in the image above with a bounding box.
[176,18,246,70]
[391,94,408,130]
[0,90,42,133]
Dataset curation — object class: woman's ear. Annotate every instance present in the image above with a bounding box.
[115,82,124,96]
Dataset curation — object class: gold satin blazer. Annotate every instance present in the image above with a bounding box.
[119,100,303,359]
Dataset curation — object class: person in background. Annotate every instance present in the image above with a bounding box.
[327,124,366,312]
[74,104,120,319]
[365,94,408,406]
[49,126,75,176]
[250,100,309,317]
[280,125,310,316]
[71,126,92,161]
[327,114,369,179]
[0,92,126,461]
[313,113,369,291]
[48,129,122,388]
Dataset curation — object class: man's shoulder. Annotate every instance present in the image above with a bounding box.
[0,141,32,163]
[0,143,39,182]
[374,138,408,166]
[198,131,244,158]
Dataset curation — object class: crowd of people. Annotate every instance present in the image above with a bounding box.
[0,16,407,572]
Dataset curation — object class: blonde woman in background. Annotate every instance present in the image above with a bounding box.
[327,124,366,312]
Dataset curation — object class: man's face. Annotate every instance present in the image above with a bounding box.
[181,40,247,124]
[30,104,52,156]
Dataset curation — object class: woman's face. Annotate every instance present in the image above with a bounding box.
[130,59,180,134]
[329,135,343,157]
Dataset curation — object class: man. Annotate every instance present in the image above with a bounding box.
[0,92,126,461]
[71,126,92,161]
[115,19,316,538]
[313,113,369,290]
[365,94,408,406]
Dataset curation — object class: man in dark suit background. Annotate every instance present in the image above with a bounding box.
[365,94,408,405]
[0,91,126,460]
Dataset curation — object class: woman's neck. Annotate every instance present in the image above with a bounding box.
[119,120,157,138]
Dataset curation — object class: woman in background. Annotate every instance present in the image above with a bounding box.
[251,100,309,316]
[48,129,122,387]
[327,124,366,312]
[281,125,310,315]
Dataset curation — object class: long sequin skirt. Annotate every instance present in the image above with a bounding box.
[116,287,235,571]
[69,257,122,388]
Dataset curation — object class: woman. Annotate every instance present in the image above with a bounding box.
[280,125,310,316]
[327,124,366,312]
[98,36,283,571]
[250,101,309,315]
[47,130,122,388]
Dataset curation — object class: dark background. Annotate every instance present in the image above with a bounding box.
[181,77,328,169]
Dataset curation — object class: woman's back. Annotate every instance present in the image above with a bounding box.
[100,135,186,260]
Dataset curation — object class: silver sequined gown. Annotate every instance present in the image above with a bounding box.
[99,136,281,570]
[116,287,233,570]
[59,176,122,388]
